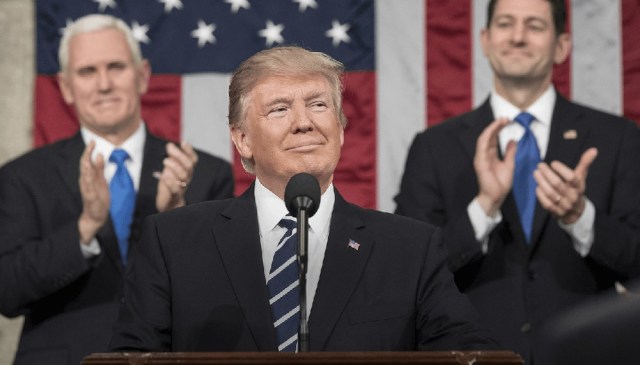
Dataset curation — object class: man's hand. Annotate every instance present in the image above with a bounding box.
[474,118,517,217]
[534,147,598,224]
[78,141,110,245]
[155,141,198,212]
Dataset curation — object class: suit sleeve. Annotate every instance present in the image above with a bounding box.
[588,120,640,277]
[0,163,91,317]
[109,214,172,351]
[395,132,485,272]
[415,226,498,350]
[187,152,235,203]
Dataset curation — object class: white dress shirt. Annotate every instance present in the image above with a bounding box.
[79,122,147,257]
[255,178,334,319]
[468,86,595,256]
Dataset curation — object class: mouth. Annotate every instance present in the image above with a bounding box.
[286,142,323,152]
[94,98,121,108]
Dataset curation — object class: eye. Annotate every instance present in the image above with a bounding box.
[310,101,328,112]
[108,62,127,71]
[268,106,288,118]
[76,66,96,76]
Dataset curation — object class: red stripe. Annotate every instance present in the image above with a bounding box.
[141,75,182,143]
[552,0,571,99]
[34,75,78,147]
[232,71,377,209]
[622,0,640,125]
[425,0,473,127]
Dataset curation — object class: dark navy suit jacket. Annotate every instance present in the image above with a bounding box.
[395,94,640,363]
[109,186,498,352]
[0,131,234,365]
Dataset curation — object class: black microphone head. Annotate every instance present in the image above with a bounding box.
[284,173,321,218]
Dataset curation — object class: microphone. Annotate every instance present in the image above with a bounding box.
[284,172,321,352]
[284,172,321,218]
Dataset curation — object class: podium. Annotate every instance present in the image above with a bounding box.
[82,351,523,364]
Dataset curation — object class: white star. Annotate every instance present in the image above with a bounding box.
[292,0,318,12]
[258,20,285,47]
[59,18,74,35]
[191,20,216,48]
[158,0,183,13]
[93,0,117,12]
[225,0,250,14]
[325,20,351,47]
[131,21,150,44]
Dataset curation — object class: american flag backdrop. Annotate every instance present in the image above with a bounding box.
[35,0,640,212]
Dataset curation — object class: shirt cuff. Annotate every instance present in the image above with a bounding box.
[80,238,101,259]
[558,198,595,257]
[468,198,502,254]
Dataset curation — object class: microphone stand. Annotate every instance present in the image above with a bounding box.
[296,207,310,352]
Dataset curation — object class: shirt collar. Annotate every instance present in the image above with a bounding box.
[490,85,555,128]
[81,122,146,163]
[255,177,334,238]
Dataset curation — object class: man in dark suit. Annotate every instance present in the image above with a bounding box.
[109,46,498,352]
[394,0,640,363]
[0,14,234,365]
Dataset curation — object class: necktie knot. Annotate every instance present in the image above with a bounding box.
[110,149,130,165]
[514,112,535,129]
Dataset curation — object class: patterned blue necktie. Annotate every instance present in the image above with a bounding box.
[267,216,300,352]
[513,112,540,243]
[109,149,136,265]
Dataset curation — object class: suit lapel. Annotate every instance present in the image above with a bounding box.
[133,132,165,236]
[308,191,372,351]
[530,95,590,246]
[211,186,277,351]
[55,133,84,208]
[458,99,495,160]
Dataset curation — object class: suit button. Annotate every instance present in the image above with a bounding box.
[521,323,531,333]
[528,270,538,280]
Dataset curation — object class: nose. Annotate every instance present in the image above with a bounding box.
[510,22,526,45]
[96,68,113,92]
[292,106,314,133]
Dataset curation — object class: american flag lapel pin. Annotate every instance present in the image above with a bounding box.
[563,129,578,140]
[348,239,360,251]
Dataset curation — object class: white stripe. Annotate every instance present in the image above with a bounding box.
[473,0,492,107]
[269,280,299,305]
[571,0,622,115]
[273,306,300,327]
[181,73,233,162]
[376,0,426,213]
[267,256,297,283]
[278,334,298,351]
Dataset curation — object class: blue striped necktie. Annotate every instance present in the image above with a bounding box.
[513,112,540,243]
[267,216,300,352]
[109,149,136,265]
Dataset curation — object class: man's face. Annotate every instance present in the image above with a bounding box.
[59,28,150,140]
[232,74,344,193]
[481,0,570,84]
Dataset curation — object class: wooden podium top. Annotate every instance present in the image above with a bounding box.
[83,351,523,365]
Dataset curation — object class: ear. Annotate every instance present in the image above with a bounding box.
[553,33,572,65]
[480,28,490,57]
[57,72,75,105]
[137,59,152,94]
[230,125,253,161]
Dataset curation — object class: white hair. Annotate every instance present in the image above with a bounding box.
[58,14,142,72]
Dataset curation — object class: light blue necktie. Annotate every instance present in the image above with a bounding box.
[267,216,299,352]
[109,149,136,265]
[513,112,540,243]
